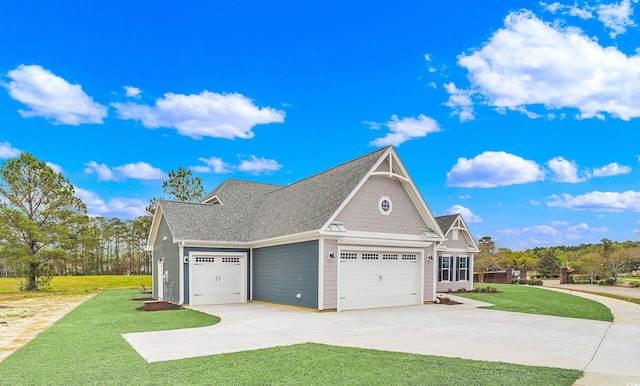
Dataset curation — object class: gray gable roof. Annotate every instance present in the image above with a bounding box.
[250,147,388,240]
[436,214,458,235]
[158,180,281,242]
[156,146,391,243]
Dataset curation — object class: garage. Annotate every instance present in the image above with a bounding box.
[338,250,423,311]
[190,253,246,306]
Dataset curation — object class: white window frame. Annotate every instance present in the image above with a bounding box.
[378,196,392,215]
[458,256,468,282]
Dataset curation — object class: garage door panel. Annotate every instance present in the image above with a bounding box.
[339,251,421,311]
[192,255,245,306]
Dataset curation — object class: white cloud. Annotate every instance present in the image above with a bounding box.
[547,190,640,211]
[542,2,594,19]
[523,225,559,236]
[4,64,107,125]
[112,91,285,139]
[75,187,146,219]
[445,204,482,223]
[531,200,541,205]
[0,142,21,159]
[592,162,632,177]
[568,222,608,232]
[443,82,475,122]
[547,156,587,183]
[551,220,569,226]
[195,156,232,174]
[362,120,382,130]
[424,54,432,62]
[458,10,640,120]
[46,162,63,174]
[446,151,545,188]
[597,0,637,38]
[85,160,164,180]
[459,194,472,199]
[237,155,282,174]
[369,114,441,147]
[114,162,165,180]
[84,161,116,181]
[124,86,142,99]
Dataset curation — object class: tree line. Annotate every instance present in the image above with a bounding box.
[474,236,640,283]
[0,153,203,290]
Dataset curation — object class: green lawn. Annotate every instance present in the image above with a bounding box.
[0,289,582,385]
[455,284,613,322]
[0,275,152,299]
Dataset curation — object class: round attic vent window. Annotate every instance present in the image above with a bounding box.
[379,196,392,215]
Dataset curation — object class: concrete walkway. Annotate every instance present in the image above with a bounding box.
[123,292,640,385]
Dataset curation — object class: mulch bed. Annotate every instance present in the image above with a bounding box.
[436,297,461,305]
[136,301,184,312]
[131,297,157,301]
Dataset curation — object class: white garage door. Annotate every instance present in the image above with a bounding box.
[339,251,422,311]
[191,254,246,306]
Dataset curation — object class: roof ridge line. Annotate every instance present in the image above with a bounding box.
[264,146,390,196]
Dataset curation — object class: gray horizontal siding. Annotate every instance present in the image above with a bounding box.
[153,216,179,300]
[252,240,319,309]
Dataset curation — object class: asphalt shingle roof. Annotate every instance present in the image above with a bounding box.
[435,214,458,235]
[158,147,389,243]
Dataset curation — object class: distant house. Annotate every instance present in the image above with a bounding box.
[147,146,477,311]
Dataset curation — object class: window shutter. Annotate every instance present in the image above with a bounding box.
[466,257,471,281]
[455,256,460,281]
[438,256,442,281]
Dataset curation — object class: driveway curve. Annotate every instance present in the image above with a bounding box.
[124,292,640,385]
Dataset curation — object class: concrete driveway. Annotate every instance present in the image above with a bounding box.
[124,292,640,385]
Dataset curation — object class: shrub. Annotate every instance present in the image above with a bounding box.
[528,278,543,286]
[630,282,640,288]
[473,285,498,293]
[579,280,590,284]
[457,288,466,293]
[571,274,588,283]
[605,278,616,285]
[597,280,605,285]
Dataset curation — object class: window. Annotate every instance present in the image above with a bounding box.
[378,196,392,215]
[340,252,357,260]
[457,256,469,281]
[438,256,452,281]
[383,254,398,260]
[362,253,379,260]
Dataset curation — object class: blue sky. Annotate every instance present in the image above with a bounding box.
[1,1,639,250]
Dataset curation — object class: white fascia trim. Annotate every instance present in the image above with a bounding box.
[250,230,320,249]
[345,230,443,242]
[202,194,222,205]
[176,239,249,248]
[338,237,432,249]
[437,249,476,254]
[146,205,165,249]
[319,147,394,234]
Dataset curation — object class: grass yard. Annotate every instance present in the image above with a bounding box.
[0,289,582,385]
[0,275,152,300]
[455,284,613,322]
